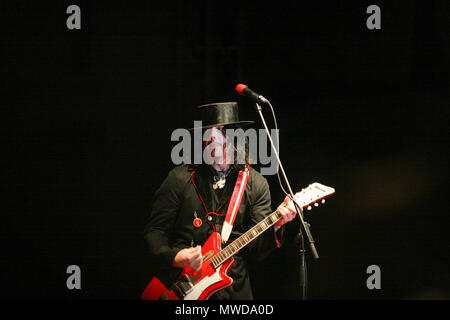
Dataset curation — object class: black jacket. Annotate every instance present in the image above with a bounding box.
[144,164,283,299]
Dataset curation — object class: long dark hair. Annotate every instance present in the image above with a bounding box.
[226,124,251,172]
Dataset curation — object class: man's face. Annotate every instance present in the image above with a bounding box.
[203,126,231,170]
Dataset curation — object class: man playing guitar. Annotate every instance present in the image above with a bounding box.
[144,102,296,300]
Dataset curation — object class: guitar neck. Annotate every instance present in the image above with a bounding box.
[209,182,335,269]
[210,210,282,268]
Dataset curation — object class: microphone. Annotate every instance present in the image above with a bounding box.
[235,84,268,104]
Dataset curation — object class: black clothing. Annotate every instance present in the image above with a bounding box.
[144,164,283,299]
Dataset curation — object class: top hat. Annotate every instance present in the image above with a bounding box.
[189,102,254,130]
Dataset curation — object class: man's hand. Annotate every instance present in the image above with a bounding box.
[274,195,297,228]
[173,246,203,271]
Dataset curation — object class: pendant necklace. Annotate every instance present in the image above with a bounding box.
[212,169,230,190]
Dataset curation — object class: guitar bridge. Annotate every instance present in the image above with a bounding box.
[170,275,194,299]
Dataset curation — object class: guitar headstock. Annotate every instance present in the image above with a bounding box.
[288,183,335,212]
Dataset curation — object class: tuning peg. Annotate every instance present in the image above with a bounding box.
[314,202,319,207]
[307,206,312,211]
[321,199,325,204]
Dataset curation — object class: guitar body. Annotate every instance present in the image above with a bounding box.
[141,232,235,300]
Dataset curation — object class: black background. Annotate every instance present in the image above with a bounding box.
[2,1,449,300]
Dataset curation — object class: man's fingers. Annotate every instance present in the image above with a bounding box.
[194,254,203,264]
[279,206,291,217]
[190,249,202,261]
[194,251,202,260]
[194,246,202,257]
[282,204,297,216]
[191,253,203,271]
[278,206,296,223]
[189,250,202,260]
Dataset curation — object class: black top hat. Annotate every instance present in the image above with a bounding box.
[189,102,254,130]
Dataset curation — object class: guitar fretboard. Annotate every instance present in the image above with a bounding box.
[210,211,282,268]
[208,182,335,269]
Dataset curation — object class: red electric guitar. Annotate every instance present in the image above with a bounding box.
[141,182,335,300]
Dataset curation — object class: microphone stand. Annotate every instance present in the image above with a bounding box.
[255,102,319,300]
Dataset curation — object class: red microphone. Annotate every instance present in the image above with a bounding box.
[235,84,268,104]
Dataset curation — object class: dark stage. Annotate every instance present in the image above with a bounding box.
[2,1,449,300]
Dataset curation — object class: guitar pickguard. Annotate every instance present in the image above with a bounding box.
[183,269,223,300]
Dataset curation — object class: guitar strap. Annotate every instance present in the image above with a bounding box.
[221,169,249,243]
[189,166,249,244]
